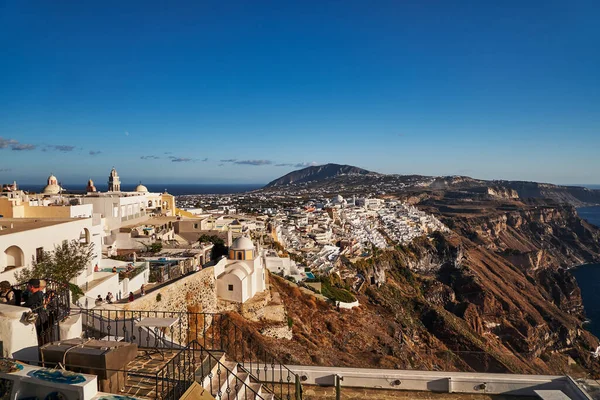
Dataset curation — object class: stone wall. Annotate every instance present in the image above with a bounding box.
[120,267,217,314]
[116,267,217,345]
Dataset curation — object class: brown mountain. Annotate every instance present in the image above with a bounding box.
[264,163,377,187]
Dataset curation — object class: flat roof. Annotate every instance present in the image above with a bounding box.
[121,216,180,229]
[0,218,83,236]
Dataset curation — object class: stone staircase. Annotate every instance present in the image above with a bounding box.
[197,351,276,400]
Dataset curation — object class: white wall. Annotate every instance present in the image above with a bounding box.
[337,300,359,309]
[0,218,102,284]
[69,204,94,218]
[119,263,149,295]
[217,273,246,303]
[0,303,39,362]
[246,363,590,399]
[83,272,119,303]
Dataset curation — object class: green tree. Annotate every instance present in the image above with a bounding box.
[150,242,163,253]
[15,240,95,300]
[198,234,227,258]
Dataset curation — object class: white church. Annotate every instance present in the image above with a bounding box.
[214,236,267,303]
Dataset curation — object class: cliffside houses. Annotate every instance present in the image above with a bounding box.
[270,194,449,277]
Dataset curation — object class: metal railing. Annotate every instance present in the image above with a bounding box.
[11,279,71,346]
[188,340,266,400]
[79,309,302,399]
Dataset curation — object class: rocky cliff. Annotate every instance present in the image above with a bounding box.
[240,200,600,378]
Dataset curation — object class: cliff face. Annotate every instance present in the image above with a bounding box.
[448,204,600,269]
[245,201,600,378]
[498,181,600,206]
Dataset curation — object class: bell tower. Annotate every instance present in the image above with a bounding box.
[108,167,121,192]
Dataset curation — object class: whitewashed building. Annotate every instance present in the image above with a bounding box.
[214,236,266,303]
[0,217,103,285]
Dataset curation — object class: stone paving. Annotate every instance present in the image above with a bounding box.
[111,349,204,399]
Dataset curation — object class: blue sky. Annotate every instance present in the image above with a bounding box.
[1,0,599,185]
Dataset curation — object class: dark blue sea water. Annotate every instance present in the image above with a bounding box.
[17,183,263,196]
[572,205,600,337]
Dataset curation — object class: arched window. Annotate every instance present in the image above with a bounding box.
[4,246,24,270]
[236,251,244,260]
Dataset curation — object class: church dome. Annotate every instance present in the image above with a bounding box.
[43,184,61,194]
[230,236,254,250]
[86,179,97,192]
[135,183,149,193]
[43,174,61,194]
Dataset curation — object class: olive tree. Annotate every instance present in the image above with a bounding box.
[15,240,95,285]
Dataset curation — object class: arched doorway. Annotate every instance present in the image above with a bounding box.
[79,228,90,244]
[4,246,24,270]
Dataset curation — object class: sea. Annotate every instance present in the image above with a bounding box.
[571,204,600,337]
[16,183,263,196]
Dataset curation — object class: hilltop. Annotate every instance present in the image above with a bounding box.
[261,164,600,206]
[264,163,377,187]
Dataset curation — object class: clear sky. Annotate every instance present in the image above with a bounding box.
[1,0,598,185]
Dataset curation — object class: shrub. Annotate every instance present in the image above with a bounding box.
[321,279,356,303]
[156,293,162,302]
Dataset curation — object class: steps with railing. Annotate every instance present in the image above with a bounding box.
[78,309,301,400]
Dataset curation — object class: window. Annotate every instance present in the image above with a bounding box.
[228,284,234,291]
[36,247,44,262]
[194,223,199,229]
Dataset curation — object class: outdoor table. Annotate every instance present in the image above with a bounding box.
[134,317,179,360]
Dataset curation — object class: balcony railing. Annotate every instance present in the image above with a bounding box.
[80,309,301,400]
[11,279,72,346]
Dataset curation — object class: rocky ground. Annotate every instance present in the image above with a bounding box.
[231,195,600,378]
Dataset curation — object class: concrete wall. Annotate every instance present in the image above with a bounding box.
[120,264,149,295]
[251,364,591,399]
[0,197,94,219]
[0,304,39,362]
[337,300,359,309]
[84,272,120,303]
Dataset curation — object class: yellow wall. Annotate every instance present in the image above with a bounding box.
[0,198,74,219]
[23,204,71,218]
[0,198,15,218]
[161,193,175,215]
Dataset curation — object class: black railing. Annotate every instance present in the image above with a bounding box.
[185,340,266,400]
[12,279,71,346]
[220,315,300,400]
[79,309,302,399]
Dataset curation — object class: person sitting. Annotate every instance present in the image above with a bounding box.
[128,292,134,302]
[95,295,103,306]
[0,281,15,305]
[112,266,117,273]
[105,292,114,304]
[94,264,99,272]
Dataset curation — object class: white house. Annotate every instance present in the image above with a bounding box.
[263,250,302,278]
[214,236,266,303]
[0,217,103,285]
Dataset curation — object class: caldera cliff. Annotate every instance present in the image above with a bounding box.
[234,197,600,378]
